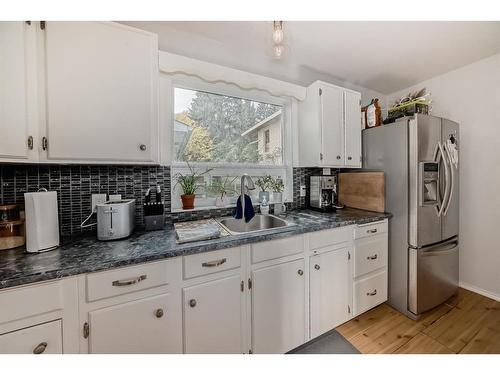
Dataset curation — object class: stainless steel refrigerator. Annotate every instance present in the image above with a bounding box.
[362,114,459,319]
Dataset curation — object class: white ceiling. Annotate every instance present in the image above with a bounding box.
[122,21,500,94]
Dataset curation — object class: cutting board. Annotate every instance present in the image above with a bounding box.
[338,172,385,213]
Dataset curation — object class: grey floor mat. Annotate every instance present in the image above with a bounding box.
[288,329,360,354]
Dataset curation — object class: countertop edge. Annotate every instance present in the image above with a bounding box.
[0,211,391,290]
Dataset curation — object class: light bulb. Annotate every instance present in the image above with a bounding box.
[272,21,284,44]
[273,44,285,59]
[273,28,284,44]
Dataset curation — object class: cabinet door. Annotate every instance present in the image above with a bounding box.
[0,320,62,354]
[88,292,182,353]
[0,22,31,160]
[251,259,306,353]
[310,247,351,339]
[183,275,245,353]
[43,22,159,163]
[344,90,362,167]
[320,85,344,166]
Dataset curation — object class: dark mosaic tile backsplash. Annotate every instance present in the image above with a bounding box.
[0,164,333,236]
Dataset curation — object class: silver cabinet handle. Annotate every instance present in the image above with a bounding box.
[202,258,227,268]
[155,308,164,318]
[366,289,377,296]
[367,229,378,234]
[336,155,341,160]
[314,264,320,270]
[27,136,34,150]
[367,254,378,260]
[139,144,147,151]
[42,136,48,151]
[297,269,304,276]
[112,274,147,287]
[33,342,47,354]
[189,299,197,308]
[347,156,352,160]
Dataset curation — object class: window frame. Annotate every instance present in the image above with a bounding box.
[168,75,294,211]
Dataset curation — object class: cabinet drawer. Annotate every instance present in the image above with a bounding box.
[0,282,62,325]
[353,270,387,316]
[354,234,388,277]
[86,259,181,302]
[183,247,240,279]
[251,235,303,264]
[354,221,387,240]
[0,320,62,354]
[309,226,351,250]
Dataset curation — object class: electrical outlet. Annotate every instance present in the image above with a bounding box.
[300,185,307,197]
[91,194,107,213]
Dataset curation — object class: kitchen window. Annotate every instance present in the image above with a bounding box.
[171,86,291,211]
[174,88,283,165]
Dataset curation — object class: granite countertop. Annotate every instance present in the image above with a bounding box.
[0,208,391,290]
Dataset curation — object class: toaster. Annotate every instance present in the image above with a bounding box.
[96,199,135,241]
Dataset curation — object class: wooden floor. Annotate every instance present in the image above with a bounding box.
[337,288,500,354]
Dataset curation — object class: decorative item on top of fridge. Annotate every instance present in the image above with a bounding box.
[362,98,382,129]
[383,88,432,124]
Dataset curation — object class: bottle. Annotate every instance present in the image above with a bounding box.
[260,196,269,215]
[366,98,382,128]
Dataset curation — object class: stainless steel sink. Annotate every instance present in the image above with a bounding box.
[217,214,292,235]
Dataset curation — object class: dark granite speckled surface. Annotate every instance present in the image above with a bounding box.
[0,208,390,290]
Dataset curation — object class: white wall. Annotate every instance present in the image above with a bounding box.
[387,53,500,300]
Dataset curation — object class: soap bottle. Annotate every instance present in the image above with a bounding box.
[260,196,269,215]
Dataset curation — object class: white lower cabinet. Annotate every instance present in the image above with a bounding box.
[310,247,352,339]
[183,275,245,353]
[0,320,62,354]
[251,258,306,354]
[0,222,389,354]
[352,221,389,317]
[86,292,181,354]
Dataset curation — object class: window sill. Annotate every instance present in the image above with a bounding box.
[171,201,289,213]
[170,205,235,213]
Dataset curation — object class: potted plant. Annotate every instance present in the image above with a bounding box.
[255,175,273,203]
[207,176,238,207]
[174,163,212,210]
[271,177,285,203]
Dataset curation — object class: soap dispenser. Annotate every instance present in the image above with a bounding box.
[260,196,269,215]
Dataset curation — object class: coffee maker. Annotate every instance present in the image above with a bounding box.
[309,175,337,211]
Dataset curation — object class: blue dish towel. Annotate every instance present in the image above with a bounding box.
[234,194,255,222]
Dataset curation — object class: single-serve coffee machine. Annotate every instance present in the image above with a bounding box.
[309,175,337,211]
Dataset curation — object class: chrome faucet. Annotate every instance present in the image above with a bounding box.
[240,174,255,220]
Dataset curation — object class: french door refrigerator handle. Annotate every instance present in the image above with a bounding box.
[436,142,450,217]
[443,142,455,217]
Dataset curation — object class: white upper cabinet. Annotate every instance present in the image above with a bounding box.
[0,22,37,162]
[42,22,159,163]
[344,90,362,167]
[320,85,344,165]
[298,81,362,168]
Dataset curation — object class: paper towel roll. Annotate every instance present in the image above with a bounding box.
[24,191,60,253]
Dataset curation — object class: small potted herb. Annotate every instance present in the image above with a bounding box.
[174,163,212,210]
[255,175,273,203]
[271,177,285,203]
[208,176,238,207]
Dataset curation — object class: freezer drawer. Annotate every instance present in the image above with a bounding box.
[408,238,459,315]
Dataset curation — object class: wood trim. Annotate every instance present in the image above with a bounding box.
[459,281,500,302]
